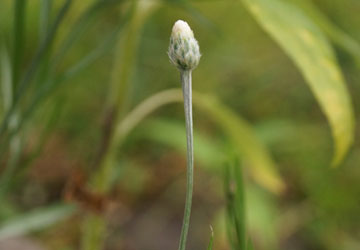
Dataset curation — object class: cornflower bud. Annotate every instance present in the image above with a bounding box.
[168,20,201,71]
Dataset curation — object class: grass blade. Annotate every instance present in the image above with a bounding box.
[0,46,22,201]
[241,0,355,166]
[39,0,52,40]
[0,204,76,240]
[36,0,53,85]
[12,0,26,90]
[233,160,246,250]
[224,159,246,250]
[0,3,131,163]
[247,238,255,250]
[13,0,72,105]
[51,0,123,68]
[207,226,214,250]
[0,0,72,137]
[81,2,160,250]
[1,45,12,113]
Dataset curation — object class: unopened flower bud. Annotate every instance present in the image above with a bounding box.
[168,20,201,71]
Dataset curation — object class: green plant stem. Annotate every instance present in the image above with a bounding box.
[81,2,160,249]
[178,70,194,250]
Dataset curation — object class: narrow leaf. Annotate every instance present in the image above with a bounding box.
[207,226,214,250]
[1,45,12,113]
[12,0,26,89]
[115,89,285,194]
[193,93,285,194]
[0,0,73,137]
[138,119,224,170]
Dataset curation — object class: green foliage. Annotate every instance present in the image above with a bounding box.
[0,0,359,249]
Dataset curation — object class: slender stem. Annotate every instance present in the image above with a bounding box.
[178,70,194,250]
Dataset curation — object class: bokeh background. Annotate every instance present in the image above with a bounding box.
[0,0,360,250]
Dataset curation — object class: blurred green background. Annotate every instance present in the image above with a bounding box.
[0,0,360,250]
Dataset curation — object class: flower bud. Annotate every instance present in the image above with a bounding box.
[168,20,201,71]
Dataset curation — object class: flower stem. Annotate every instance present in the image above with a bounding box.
[178,70,194,250]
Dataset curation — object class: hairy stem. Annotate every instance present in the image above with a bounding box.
[178,70,194,250]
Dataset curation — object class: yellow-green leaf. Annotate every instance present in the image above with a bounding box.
[193,93,285,194]
[242,0,355,166]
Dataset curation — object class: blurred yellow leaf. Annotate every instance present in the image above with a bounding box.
[193,93,285,194]
[242,0,355,166]
[293,0,360,67]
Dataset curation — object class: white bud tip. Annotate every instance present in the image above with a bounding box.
[168,20,201,71]
[172,20,194,37]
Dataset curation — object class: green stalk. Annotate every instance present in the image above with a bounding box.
[168,19,200,250]
[178,70,194,250]
[81,2,159,249]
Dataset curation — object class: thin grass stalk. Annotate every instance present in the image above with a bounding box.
[233,161,246,250]
[36,0,53,87]
[224,160,247,250]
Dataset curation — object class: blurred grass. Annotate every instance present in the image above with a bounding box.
[0,204,76,240]
[224,159,246,250]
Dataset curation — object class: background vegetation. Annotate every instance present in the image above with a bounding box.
[0,0,359,250]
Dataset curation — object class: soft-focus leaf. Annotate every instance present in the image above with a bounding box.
[115,89,285,194]
[242,0,355,166]
[0,204,76,240]
[138,119,224,170]
[194,93,285,194]
[246,185,278,249]
[292,0,360,67]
